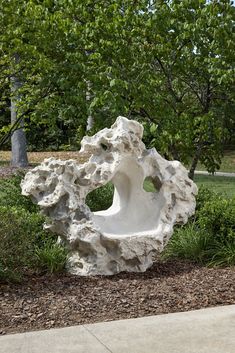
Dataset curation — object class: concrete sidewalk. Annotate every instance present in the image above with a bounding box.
[1,305,235,353]
[195,170,235,177]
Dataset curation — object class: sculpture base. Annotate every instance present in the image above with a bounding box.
[66,232,164,276]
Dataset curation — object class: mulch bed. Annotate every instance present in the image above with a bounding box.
[1,260,235,335]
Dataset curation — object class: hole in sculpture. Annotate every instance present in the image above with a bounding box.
[86,182,114,212]
[100,142,108,151]
[88,168,165,237]
[143,176,161,193]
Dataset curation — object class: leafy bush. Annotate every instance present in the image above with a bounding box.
[206,241,235,267]
[198,198,235,244]
[0,174,68,281]
[195,185,219,213]
[35,240,67,273]
[0,261,21,283]
[163,187,235,267]
[0,175,38,212]
[163,224,235,267]
[86,182,114,212]
[0,206,61,282]
[0,206,37,281]
[162,224,213,263]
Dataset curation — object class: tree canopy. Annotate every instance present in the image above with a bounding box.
[0,0,234,176]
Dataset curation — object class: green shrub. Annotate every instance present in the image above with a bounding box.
[0,261,21,283]
[162,224,235,267]
[86,182,114,212]
[0,175,38,212]
[195,186,220,213]
[163,191,235,267]
[0,206,36,281]
[35,241,67,273]
[162,224,213,263]
[198,198,235,244]
[206,241,235,267]
[0,206,58,282]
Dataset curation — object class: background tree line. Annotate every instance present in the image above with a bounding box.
[0,0,234,178]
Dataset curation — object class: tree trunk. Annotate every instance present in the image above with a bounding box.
[86,115,94,131]
[188,147,201,180]
[10,56,28,168]
[86,80,94,131]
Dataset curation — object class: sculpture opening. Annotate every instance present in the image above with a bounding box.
[143,176,160,193]
[92,157,164,237]
[86,183,114,212]
[21,116,197,276]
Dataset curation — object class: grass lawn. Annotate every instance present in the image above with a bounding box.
[194,174,235,199]
[144,175,235,198]
[144,174,235,198]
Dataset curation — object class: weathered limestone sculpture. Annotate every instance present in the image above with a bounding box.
[21,117,197,275]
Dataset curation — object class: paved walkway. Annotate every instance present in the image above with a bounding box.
[1,305,235,353]
[195,170,235,177]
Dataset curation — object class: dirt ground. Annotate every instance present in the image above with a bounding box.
[1,260,234,335]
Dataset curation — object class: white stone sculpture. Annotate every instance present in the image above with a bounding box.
[21,117,197,276]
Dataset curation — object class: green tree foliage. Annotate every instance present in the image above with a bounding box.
[0,1,234,176]
[0,0,87,150]
[89,0,235,177]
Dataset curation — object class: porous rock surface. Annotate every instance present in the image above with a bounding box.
[21,117,197,275]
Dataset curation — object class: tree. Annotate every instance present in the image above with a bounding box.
[86,0,235,178]
[0,0,89,153]
[0,0,234,178]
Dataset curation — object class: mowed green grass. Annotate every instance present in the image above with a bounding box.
[194,174,235,198]
[144,174,235,199]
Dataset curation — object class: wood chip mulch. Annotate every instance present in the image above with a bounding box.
[0,260,234,335]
